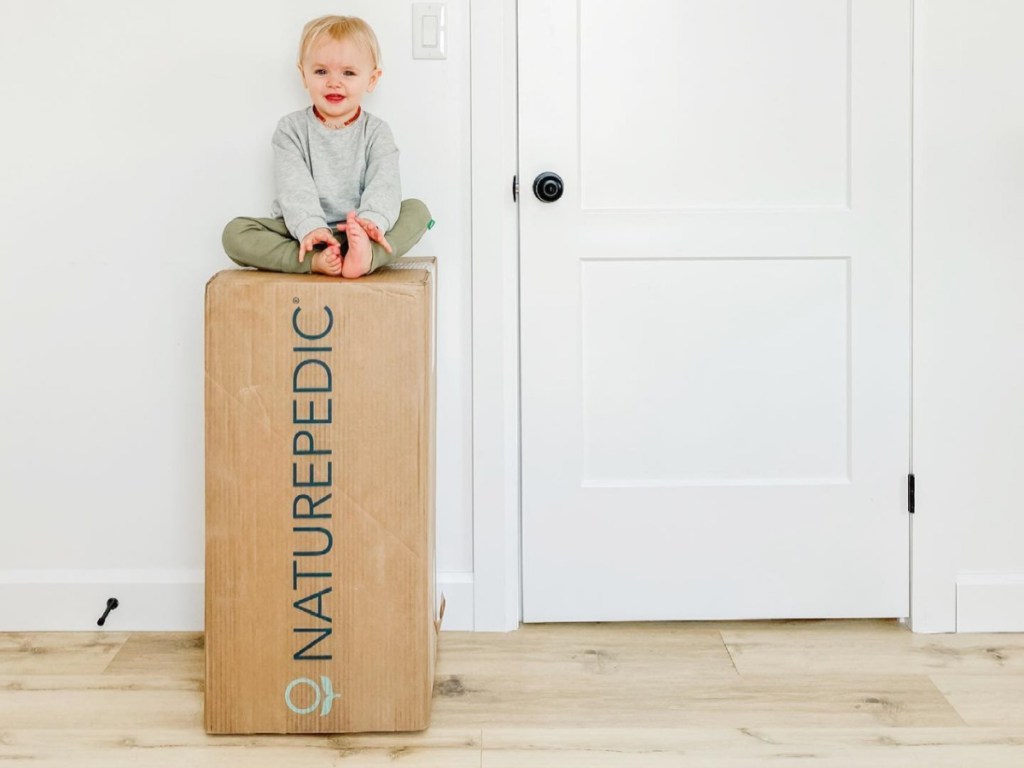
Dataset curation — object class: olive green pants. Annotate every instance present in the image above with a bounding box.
[222,199,431,275]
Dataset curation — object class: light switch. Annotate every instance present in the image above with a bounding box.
[422,16,439,48]
[413,3,446,60]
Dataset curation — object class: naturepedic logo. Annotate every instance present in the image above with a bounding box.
[288,299,338,715]
[285,676,342,716]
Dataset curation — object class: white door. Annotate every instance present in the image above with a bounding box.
[519,0,911,622]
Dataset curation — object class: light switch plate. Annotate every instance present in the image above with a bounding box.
[413,3,446,60]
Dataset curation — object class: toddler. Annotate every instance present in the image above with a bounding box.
[223,15,431,277]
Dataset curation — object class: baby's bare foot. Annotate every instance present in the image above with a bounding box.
[341,212,372,278]
[311,248,342,276]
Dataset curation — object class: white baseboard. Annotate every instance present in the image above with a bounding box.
[956,574,1024,632]
[0,569,204,631]
[0,569,475,632]
[436,572,474,631]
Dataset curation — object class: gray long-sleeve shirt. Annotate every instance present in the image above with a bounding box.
[270,107,401,243]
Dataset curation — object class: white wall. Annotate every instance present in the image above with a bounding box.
[912,0,1024,632]
[0,0,473,629]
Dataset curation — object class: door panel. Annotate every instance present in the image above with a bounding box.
[579,0,851,209]
[581,257,850,485]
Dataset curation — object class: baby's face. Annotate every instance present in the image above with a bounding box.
[300,37,380,125]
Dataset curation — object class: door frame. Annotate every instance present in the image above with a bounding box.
[468,0,522,631]
[468,0,953,633]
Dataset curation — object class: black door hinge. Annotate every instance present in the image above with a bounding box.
[908,473,915,514]
[513,175,519,202]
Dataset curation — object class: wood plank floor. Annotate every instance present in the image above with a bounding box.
[2,620,1024,766]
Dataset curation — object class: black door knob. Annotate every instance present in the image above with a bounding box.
[533,172,564,203]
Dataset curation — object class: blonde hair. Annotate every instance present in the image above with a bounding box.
[298,15,382,69]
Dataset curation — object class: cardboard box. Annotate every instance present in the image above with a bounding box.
[204,260,438,734]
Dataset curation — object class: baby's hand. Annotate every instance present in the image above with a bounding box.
[337,216,393,254]
[298,228,341,263]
